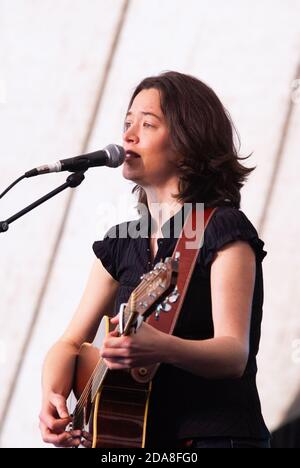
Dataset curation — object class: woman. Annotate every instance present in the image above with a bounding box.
[39,71,270,448]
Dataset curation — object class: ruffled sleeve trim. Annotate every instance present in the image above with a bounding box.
[201,207,267,268]
[92,236,118,281]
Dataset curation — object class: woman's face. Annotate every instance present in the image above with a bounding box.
[122,88,180,187]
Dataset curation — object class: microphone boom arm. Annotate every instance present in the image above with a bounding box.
[0,171,86,234]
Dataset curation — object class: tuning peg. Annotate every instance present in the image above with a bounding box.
[148,292,157,298]
[168,286,180,303]
[154,304,161,320]
[154,300,172,320]
[161,300,172,312]
[157,301,172,312]
[174,251,181,261]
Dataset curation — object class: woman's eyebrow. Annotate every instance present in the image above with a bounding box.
[126,111,162,121]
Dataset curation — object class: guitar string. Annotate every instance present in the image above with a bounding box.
[73,290,146,418]
[72,265,171,419]
[73,299,139,419]
[73,210,199,422]
[73,302,132,418]
[74,211,202,426]
[73,256,178,419]
[73,262,174,419]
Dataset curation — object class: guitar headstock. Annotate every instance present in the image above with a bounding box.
[135,257,178,316]
[120,256,180,335]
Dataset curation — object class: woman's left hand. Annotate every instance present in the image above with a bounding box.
[100,315,169,370]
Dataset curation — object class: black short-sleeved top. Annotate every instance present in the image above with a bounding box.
[93,205,270,446]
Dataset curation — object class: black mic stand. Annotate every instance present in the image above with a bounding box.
[0,171,85,234]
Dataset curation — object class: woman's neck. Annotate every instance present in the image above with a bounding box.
[144,184,183,237]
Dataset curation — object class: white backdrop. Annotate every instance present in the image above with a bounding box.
[0,0,299,447]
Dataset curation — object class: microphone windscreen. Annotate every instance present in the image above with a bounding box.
[105,144,125,167]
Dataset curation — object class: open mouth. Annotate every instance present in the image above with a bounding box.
[125,151,141,159]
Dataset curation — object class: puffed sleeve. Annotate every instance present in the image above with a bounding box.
[92,225,119,281]
[200,206,267,268]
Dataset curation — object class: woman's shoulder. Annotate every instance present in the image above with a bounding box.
[92,218,142,281]
[93,218,141,248]
[201,205,267,267]
[209,205,257,233]
[104,218,141,239]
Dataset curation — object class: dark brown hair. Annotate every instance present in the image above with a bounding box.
[127,71,255,209]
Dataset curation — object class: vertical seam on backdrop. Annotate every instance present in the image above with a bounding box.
[258,61,300,236]
[0,0,131,440]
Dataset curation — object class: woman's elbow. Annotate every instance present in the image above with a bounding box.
[230,348,249,379]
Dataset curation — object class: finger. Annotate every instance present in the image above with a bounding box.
[103,335,131,349]
[103,358,131,370]
[61,436,81,448]
[55,433,80,448]
[51,394,70,419]
[107,328,121,339]
[43,430,70,445]
[40,420,52,442]
[82,430,93,441]
[43,416,71,434]
[110,315,119,324]
[81,438,92,448]
[101,348,131,360]
[41,422,74,446]
[40,411,71,434]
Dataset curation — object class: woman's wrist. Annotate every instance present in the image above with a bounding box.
[158,332,180,365]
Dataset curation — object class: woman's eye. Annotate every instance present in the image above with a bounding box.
[124,121,154,131]
[124,121,131,130]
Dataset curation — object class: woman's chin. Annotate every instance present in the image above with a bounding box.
[122,166,140,184]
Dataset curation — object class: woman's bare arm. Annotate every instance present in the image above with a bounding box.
[40,258,119,446]
[160,240,256,378]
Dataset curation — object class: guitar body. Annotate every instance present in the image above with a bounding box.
[72,319,151,448]
[71,257,178,448]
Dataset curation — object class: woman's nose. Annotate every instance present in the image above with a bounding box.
[123,125,139,144]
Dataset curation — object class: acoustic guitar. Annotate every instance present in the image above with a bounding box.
[70,256,179,448]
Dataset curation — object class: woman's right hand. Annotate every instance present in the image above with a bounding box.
[39,392,81,448]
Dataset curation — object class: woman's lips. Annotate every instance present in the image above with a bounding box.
[125,151,141,160]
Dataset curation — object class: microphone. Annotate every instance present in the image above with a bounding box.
[25,144,125,178]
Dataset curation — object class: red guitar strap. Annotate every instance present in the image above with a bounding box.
[131,205,217,383]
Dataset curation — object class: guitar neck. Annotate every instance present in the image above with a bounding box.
[73,306,138,424]
[72,257,178,431]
